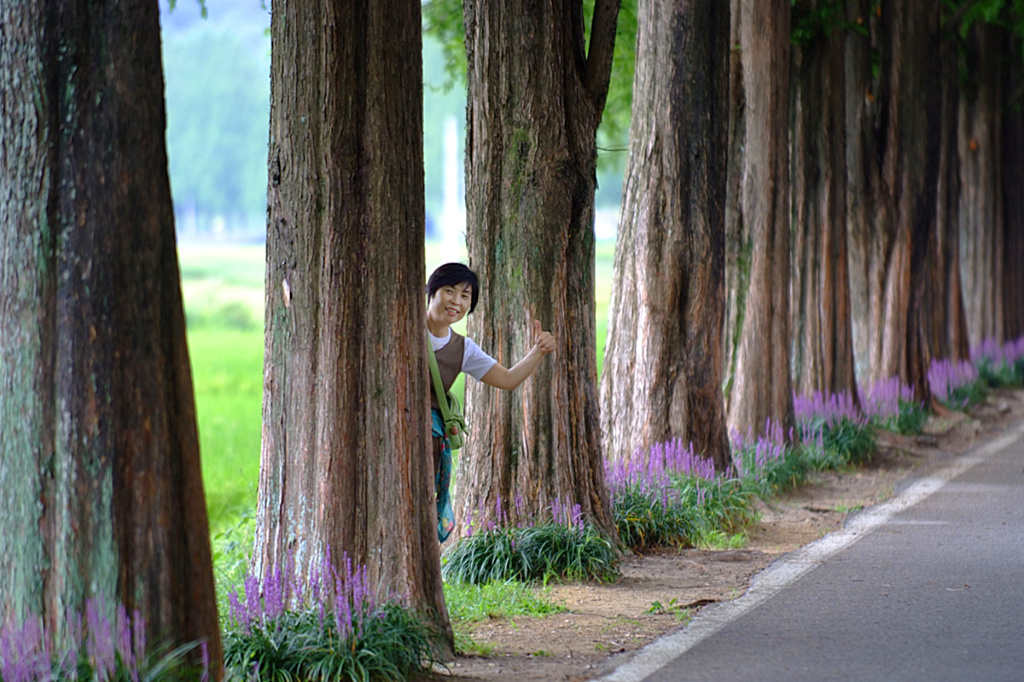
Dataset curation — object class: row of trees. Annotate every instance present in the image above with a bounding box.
[2,0,1021,668]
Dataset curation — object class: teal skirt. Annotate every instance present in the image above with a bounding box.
[432,409,456,543]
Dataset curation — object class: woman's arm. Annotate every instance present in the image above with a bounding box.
[480,320,556,391]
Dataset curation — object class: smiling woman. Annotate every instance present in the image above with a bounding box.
[425,263,556,543]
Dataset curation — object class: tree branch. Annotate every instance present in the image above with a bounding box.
[583,0,622,116]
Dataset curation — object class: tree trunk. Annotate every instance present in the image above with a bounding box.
[725,0,795,438]
[847,0,940,400]
[926,27,970,362]
[599,0,730,471]
[454,0,620,537]
[1003,101,1024,340]
[958,23,1006,349]
[255,0,450,647]
[0,0,221,670]
[844,0,881,387]
[723,0,747,403]
[790,5,859,401]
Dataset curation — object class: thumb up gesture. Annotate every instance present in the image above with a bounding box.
[532,319,556,355]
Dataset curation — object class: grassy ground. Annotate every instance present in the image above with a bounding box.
[180,240,617,534]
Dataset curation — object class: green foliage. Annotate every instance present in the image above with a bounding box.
[187,327,263,532]
[444,580,565,623]
[733,438,811,498]
[423,0,637,177]
[212,512,256,620]
[802,418,876,469]
[611,483,700,552]
[422,0,466,90]
[791,0,867,47]
[163,30,269,225]
[222,602,442,682]
[441,519,618,585]
[870,399,928,436]
[977,356,1024,387]
[942,377,989,410]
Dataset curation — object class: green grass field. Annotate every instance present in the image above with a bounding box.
[180,241,616,534]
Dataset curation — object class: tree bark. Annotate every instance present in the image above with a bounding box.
[926,27,970,362]
[1003,100,1024,340]
[846,0,940,400]
[454,0,620,537]
[725,0,795,438]
[790,4,859,401]
[0,0,220,669]
[845,0,881,388]
[958,23,1006,349]
[599,0,730,471]
[255,0,450,647]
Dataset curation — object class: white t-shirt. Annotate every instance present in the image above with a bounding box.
[429,329,497,381]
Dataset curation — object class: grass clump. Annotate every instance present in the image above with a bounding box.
[861,376,927,435]
[794,390,875,469]
[928,358,987,410]
[605,439,757,553]
[972,337,1024,388]
[731,421,811,496]
[223,551,444,681]
[441,499,618,585]
[444,579,565,623]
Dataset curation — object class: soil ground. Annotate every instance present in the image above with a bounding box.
[421,389,1024,682]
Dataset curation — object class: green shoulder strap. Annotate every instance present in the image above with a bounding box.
[427,340,453,421]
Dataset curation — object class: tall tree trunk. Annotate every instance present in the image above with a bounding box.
[927,27,970,362]
[958,23,1006,348]
[790,5,858,401]
[454,0,620,537]
[0,0,221,669]
[845,0,881,387]
[1003,100,1024,340]
[725,0,795,438]
[724,0,748,402]
[847,0,940,400]
[600,0,730,471]
[255,0,450,647]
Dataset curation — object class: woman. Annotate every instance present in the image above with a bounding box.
[426,263,556,542]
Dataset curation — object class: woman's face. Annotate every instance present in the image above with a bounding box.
[428,281,474,327]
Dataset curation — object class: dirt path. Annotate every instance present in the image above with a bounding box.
[425,390,1024,682]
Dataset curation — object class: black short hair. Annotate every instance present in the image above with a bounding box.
[427,263,480,314]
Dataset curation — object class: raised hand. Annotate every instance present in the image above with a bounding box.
[533,319,556,355]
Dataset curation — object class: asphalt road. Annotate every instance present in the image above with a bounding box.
[599,423,1024,682]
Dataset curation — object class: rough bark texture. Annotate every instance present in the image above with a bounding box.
[0,0,221,669]
[958,23,1006,349]
[454,0,620,537]
[255,0,450,646]
[844,0,881,386]
[1003,103,1024,340]
[926,28,970,363]
[724,0,795,438]
[846,0,939,401]
[790,7,859,401]
[599,0,730,471]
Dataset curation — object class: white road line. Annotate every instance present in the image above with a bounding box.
[595,423,1024,682]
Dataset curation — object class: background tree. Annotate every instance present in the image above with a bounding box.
[1004,104,1024,340]
[724,0,795,437]
[958,22,1007,348]
[452,0,620,536]
[925,16,971,363]
[0,0,221,668]
[253,0,451,648]
[845,0,940,400]
[600,0,731,471]
[790,1,859,400]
